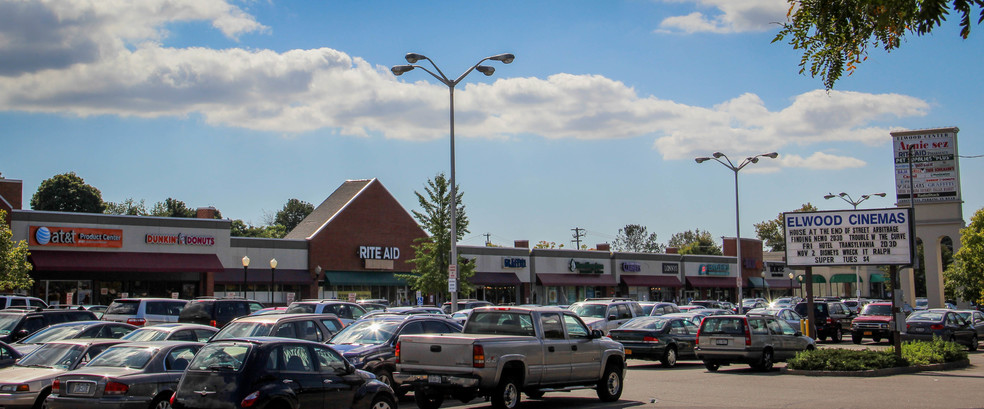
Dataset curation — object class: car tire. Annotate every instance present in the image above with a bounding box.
[414,390,444,409]
[526,390,545,399]
[370,394,397,409]
[704,361,720,372]
[491,376,521,409]
[970,335,979,351]
[757,349,774,371]
[375,369,395,390]
[596,362,623,402]
[873,336,882,343]
[852,331,863,344]
[660,346,678,368]
[150,394,173,409]
[831,327,842,343]
[33,389,50,409]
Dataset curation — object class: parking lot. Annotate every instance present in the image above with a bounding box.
[417,341,984,409]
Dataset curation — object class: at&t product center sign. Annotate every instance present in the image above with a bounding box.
[783,208,914,267]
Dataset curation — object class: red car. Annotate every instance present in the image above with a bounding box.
[851,302,898,344]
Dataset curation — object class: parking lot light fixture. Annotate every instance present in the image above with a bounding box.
[823,191,886,307]
[241,256,250,297]
[269,258,278,304]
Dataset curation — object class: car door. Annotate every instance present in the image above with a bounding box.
[538,312,572,384]
[765,318,792,360]
[564,313,602,383]
[313,344,361,408]
[274,344,324,409]
[669,319,696,356]
[973,312,984,336]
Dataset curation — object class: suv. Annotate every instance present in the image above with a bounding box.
[695,314,815,371]
[794,301,855,342]
[440,299,492,313]
[103,298,189,326]
[850,302,902,344]
[178,298,264,328]
[211,313,344,342]
[0,309,98,343]
[642,302,681,316]
[0,295,47,310]
[284,300,367,325]
[568,298,644,333]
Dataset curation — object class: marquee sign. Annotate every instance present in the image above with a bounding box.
[783,208,914,267]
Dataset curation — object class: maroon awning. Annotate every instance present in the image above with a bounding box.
[620,275,683,288]
[536,274,616,287]
[686,276,737,288]
[471,272,521,286]
[215,269,313,285]
[30,250,224,273]
[766,279,796,289]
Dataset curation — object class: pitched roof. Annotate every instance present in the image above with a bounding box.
[283,179,374,240]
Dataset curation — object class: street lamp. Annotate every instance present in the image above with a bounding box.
[392,52,515,313]
[695,152,779,305]
[788,272,795,297]
[269,258,278,304]
[241,255,250,298]
[824,192,886,305]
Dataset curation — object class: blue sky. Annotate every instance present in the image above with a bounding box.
[1,0,982,249]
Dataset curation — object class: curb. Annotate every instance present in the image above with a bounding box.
[780,359,970,377]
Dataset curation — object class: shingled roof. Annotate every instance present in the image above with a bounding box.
[283,179,374,240]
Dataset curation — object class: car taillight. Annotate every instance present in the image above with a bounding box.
[210,320,218,327]
[643,336,659,343]
[170,393,176,405]
[104,381,129,395]
[827,317,834,324]
[242,391,260,407]
[743,318,751,346]
[126,318,146,326]
[473,345,485,368]
[51,380,60,394]
[930,324,944,331]
[394,341,401,364]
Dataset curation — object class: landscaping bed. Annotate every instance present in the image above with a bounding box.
[782,338,970,376]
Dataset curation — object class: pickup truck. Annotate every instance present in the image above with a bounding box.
[394,306,626,409]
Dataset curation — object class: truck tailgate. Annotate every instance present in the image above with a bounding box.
[398,333,531,373]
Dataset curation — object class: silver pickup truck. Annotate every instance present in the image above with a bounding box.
[394,306,625,409]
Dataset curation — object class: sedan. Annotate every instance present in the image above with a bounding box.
[47,341,204,409]
[661,312,711,327]
[609,316,699,367]
[0,339,126,409]
[746,308,805,331]
[902,309,978,350]
[120,323,218,343]
[955,310,984,341]
[12,321,136,355]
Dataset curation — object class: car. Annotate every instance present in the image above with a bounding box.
[440,299,493,314]
[356,302,388,312]
[955,310,984,344]
[695,314,816,372]
[746,308,805,332]
[0,341,21,370]
[177,298,264,328]
[102,298,189,326]
[170,337,397,409]
[769,297,798,309]
[0,339,127,409]
[842,298,873,314]
[794,301,855,342]
[0,295,48,310]
[46,341,204,409]
[678,305,707,312]
[450,308,474,326]
[850,302,896,344]
[739,301,769,314]
[210,313,344,342]
[690,300,724,309]
[569,298,644,333]
[0,309,98,343]
[11,320,136,355]
[249,306,287,316]
[120,323,219,343]
[328,314,462,396]
[643,302,681,316]
[902,309,978,350]
[914,298,929,310]
[284,300,367,325]
[608,316,699,367]
[661,312,712,327]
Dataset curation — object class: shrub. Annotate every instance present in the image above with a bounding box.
[787,348,904,371]
[901,337,968,365]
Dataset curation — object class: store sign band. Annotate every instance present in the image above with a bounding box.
[29,226,123,248]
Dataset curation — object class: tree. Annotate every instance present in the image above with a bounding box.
[275,199,314,234]
[944,207,984,304]
[150,198,196,218]
[774,0,984,89]
[401,174,475,299]
[30,172,105,213]
[533,241,564,249]
[230,219,287,238]
[755,203,818,252]
[668,229,722,255]
[612,224,665,253]
[104,198,148,216]
[0,210,34,291]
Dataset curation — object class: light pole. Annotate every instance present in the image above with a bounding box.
[241,255,250,298]
[392,52,515,313]
[695,152,778,305]
[788,272,795,297]
[269,258,278,305]
[824,192,886,306]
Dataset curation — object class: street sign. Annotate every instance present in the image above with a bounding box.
[783,208,914,267]
[448,279,457,292]
[448,264,457,279]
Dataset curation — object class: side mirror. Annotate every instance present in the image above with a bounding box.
[794,331,803,337]
[607,315,617,321]
[590,329,604,339]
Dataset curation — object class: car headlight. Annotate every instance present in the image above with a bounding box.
[345,355,364,366]
[0,384,29,392]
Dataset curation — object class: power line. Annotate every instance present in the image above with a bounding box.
[571,227,585,249]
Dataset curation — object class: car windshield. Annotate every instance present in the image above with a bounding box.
[916,299,929,307]
[18,324,87,344]
[17,344,85,369]
[86,346,155,368]
[0,315,22,335]
[908,311,943,321]
[121,328,168,342]
[570,304,607,318]
[329,320,399,345]
[188,343,250,371]
[285,304,316,314]
[861,304,893,316]
[105,301,140,315]
[619,318,668,330]
[212,322,275,341]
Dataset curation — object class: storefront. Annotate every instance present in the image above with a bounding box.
[459,245,529,305]
[614,253,684,302]
[532,249,615,306]
[683,256,738,302]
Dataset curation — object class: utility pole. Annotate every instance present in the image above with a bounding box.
[483,233,492,246]
[571,227,585,250]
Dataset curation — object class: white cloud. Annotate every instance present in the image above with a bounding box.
[656,0,790,34]
[0,0,930,171]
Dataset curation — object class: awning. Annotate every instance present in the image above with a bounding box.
[620,275,683,288]
[804,274,826,284]
[215,269,312,285]
[537,274,616,287]
[686,276,737,288]
[765,279,795,289]
[471,272,521,286]
[29,250,224,273]
[869,273,890,283]
[747,277,767,288]
[830,273,863,283]
[323,271,409,286]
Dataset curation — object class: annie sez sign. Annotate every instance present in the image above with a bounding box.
[783,208,914,267]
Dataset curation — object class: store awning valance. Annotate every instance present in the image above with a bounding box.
[30,250,224,273]
[537,274,616,287]
[830,273,863,283]
[323,271,409,286]
[805,275,826,284]
[748,277,767,288]
[620,275,683,288]
[869,273,890,283]
[471,272,521,286]
[765,279,796,289]
[686,276,737,288]
[215,268,312,285]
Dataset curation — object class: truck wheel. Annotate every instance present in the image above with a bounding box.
[491,376,521,409]
[852,332,862,344]
[526,390,545,399]
[872,336,882,343]
[596,363,623,402]
[704,361,720,372]
[370,394,396,409]
[831,327,842,343]
[414,390,444,409]
[660,346,677,368]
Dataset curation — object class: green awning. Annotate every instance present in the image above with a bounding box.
[801,274,826,284]
[869,273,890,283]
[748,277,768,288]
[830,273,863,283]
[323,271,409,286]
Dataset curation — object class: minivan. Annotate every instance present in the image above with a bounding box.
[102,298,189,326]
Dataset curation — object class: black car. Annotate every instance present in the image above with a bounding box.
[794,301,854,342]
[902,309,978,350]
[608,316,699,367]
[0,309,97,343]
[170,337,396,409]
[177,298,264,328]
[210,313,345,342]
[328,314,462,395]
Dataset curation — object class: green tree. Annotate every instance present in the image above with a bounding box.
[401,174,475,299]
[774,0,984,89]
[0,210,34,291]
[275,198,314,234]
[612,224,665,253]
[150,198,196,218]
[230,220,287,238]
[30,172,105,213]
[668,229,722,255]
[755,203,818,252]
[533,241,564,249]
[944,207,984,304]
[104,198,148,216]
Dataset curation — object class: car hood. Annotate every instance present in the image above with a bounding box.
[853,315,892,323]
[0,366,64,383]
[580,317,605,328]
[331,343,382,356]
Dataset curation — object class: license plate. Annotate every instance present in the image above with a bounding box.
[69,382,92,394]
[864,331,872,336]
[912,328,925,333]
[715,339,728,345]
[428,375,441,384]
[624,348,632,355]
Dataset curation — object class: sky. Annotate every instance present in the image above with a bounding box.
[1,0,982,250]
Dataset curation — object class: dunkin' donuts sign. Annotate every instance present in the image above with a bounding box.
[30,226,123,248]
[146,233,215,246]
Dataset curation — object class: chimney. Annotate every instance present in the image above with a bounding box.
[514,240,529,249]
[666,247,679,254]
[0,178,23,225]
[596,243,610,251]
[196,207,217,219]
